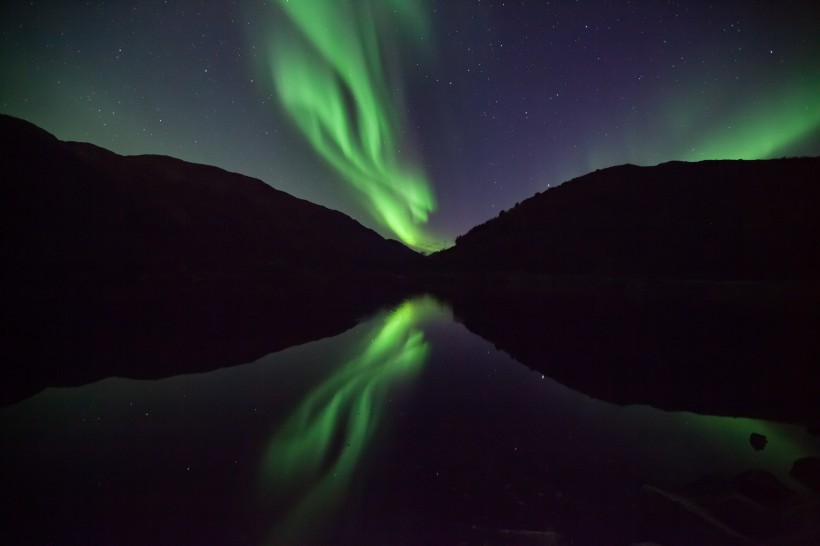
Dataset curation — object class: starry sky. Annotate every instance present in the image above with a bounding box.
[2,0,819,251]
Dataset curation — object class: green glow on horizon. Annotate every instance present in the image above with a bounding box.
[258,296,443,543]
[584,74,820,174]
[684,76,820,161]
[265,0,436,250]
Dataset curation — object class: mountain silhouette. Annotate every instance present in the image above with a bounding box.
[0,114,420,281]
[0,114,420,404]
[429,157,820,430]
[434,158,820,280]
[2,114,818,429]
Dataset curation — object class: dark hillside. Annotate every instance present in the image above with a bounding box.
[434,159,820,280]
[0,114,420,281]
[0,114,423,401]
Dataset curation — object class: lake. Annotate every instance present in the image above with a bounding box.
[1,294,818,545]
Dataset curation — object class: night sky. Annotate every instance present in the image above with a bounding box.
[2,1,819,251]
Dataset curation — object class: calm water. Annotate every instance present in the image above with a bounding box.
[2,295,817,545]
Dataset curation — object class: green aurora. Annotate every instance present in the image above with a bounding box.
[1,2,818,245]
[258,296,443,543]
[683,80,820,161]
[263,0,437,251]
[585,72,820,173]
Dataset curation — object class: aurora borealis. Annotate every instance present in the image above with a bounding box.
[264,0,436,249]
[1,0,819,248]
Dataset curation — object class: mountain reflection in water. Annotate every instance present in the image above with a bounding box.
[0,294,817,545]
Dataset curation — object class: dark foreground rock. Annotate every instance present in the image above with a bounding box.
[638,467,820,546]
[791,457,820,494]
[750,433,769,451]
[640,484,760,546]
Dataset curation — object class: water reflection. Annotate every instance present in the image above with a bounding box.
[258,296,445,543]
[0,294,817,545]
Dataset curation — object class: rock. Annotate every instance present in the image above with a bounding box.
[640,485,760,546]
[495,529,566,545]
[681,473,730,495]
[779,498,820,535]
[710,493,776,539]
[733,469,796,506]
[791,457,820,494]
[749,433,768,451]
[765,525,820,546]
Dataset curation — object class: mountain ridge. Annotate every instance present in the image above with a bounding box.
[5,113,819,283]
[434,157,820,281]
[1,113,420,281]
